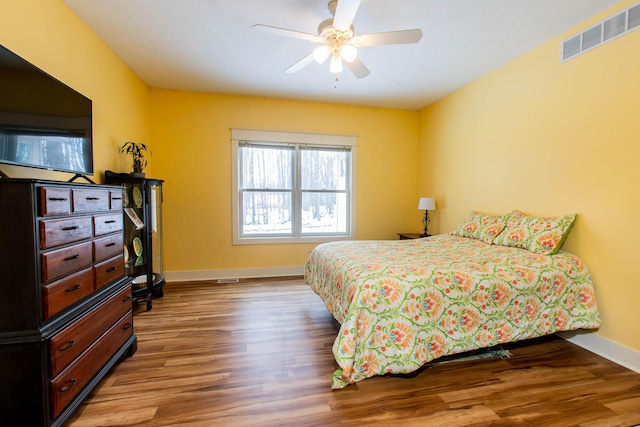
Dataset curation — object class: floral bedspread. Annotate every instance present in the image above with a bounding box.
[304,234,600,388]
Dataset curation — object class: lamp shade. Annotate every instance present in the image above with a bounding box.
[340,44,358,62]
[418,197,436,210]
[313,45,332,64]
[330,54,343,73]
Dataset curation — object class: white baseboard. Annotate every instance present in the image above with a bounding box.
[164,265,305,283]
[558,330,640,374]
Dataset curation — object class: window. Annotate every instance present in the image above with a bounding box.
[231,129,356,244]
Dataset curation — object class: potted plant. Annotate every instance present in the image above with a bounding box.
[120,141,152,175]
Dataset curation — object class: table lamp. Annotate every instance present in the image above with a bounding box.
[418,197,436,237]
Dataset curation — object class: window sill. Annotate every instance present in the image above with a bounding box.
[232,235,353,245]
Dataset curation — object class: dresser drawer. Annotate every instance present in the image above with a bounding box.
[72,188,109,213]
[94,255,124,290]
[93,213,123,236]
[50,311,133,419]
[110,189,124,210]
[40,187,71,216]
[41,242,93,283]
[43,267,94,320]
[49,285,132,377]
[93,233,123,262]
[40,216,92,249]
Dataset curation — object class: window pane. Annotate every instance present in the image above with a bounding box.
[301,147,349,190]
[232,130,355,244]
[301,192,347,234]
[240,144,293,189]
[242,191,292,235]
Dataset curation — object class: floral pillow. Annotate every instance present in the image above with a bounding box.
[451,211,507,244]
[493,210,576,255]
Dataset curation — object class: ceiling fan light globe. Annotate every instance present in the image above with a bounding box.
[330,54,343,73]
[313,45,332,64]
[341,44,357,62]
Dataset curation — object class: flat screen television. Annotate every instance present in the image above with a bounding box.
[0,44,93,178]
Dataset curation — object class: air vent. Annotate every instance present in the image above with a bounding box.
[582,24,602,50]
[561,1,640,62]
[562,35,581,60]
[604,12,626,40]
[629,3,640,29]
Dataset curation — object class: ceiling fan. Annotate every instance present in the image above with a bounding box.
[253,0,423,79]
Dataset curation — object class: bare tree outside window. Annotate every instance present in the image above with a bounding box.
[301,146,349,234]
[239,142,351,237]
[240,144,294,235]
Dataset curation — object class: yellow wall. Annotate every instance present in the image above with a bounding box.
[4,0,635,355]
[1,0,419,277]
[150,90,419,274]
[418,0,640,352]
[0,0,150,182]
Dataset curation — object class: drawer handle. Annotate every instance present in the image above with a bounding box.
[123,296,132,302]
[86,197,100,201]
[66,284,82,292]
[48,197,68,201]
[123,322,133,330]
[64,254,80,261]
[106,267,117,272]
[104,220,116,224]
[105,242,116,247]
[60,340,76,352]
[61,226,79,231]
[112,197,122,200]
[60,378,77,392]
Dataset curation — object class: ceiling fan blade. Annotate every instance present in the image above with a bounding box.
[355,29,423,47]
[285,53,316,74]
[333,0,361,32]
[253,24,318,42]
[345,57,370,79]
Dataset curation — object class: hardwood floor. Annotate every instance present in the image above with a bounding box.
[65,278,640,427]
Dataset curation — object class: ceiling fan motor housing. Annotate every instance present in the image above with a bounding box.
[318,18,354,43]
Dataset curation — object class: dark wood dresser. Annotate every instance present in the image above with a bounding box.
[0,179,137,426]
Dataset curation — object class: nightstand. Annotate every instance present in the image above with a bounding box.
[397,233,426,240]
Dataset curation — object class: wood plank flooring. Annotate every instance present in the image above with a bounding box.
[65,278,640,427]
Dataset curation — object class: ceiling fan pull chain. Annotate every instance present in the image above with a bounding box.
[334,74,339,88]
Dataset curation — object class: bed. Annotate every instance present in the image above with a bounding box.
[304,211,601,388]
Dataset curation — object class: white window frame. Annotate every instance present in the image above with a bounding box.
[231,129,357,245]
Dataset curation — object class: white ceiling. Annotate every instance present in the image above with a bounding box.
[63,0,618,110]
